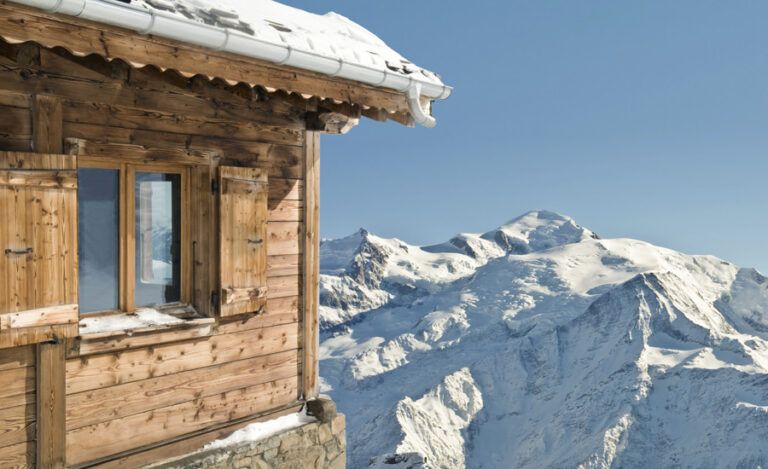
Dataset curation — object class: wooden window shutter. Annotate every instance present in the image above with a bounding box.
[0,152,79,345]
[218,166,268,317]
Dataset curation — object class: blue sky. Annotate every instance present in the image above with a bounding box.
[287,1,768,273]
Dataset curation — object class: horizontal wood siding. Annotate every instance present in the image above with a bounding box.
[0,39,311,466]
[66,350,300,431]
[66,376,299,465]
[87,404,303,469]
[66,322,301,394]
[0,92,31,151]
[0,345,35,468]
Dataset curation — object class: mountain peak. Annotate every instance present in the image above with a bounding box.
[320,229,372,274]
[505,209,571,223]
[482,210,598,254]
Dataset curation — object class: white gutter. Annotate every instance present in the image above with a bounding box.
[13,0,451,127]
[406,83,435,128]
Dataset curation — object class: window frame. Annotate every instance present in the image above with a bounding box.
[78,157,192,316]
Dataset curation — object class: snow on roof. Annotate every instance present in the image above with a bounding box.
[124,0,446,90]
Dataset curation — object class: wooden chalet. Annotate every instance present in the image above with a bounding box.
[0,0,450,467]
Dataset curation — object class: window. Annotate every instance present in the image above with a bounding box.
[77,159,189,314]
[78,168,120,313]
[134,172,181,307]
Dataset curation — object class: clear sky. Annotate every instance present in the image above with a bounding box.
[286,1,768,273]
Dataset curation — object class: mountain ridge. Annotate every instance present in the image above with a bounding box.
[318,211,768,468]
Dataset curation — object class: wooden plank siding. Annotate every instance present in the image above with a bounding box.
[65,322,301,394]
[0,33,317,467]
[0,345,35,468]
[65,351,300,431]
[86,404,303,469]
[66,375,300,466]
[36,341,66,468]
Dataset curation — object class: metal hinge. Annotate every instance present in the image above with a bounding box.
[211,178,219,194]
[211,291,220,308]
[46,334,61,345]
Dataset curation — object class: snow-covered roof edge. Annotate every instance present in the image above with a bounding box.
[13,0,451,127]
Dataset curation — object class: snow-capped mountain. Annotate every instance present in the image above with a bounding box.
[319,210,768,468]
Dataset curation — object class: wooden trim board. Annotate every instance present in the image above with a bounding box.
[0,304,78,331]
[301,131,320,399]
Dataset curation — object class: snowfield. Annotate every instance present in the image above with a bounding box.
[318,210,768,468]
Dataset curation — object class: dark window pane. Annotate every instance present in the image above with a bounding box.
[78,168,120,313]
[135,172,181,307]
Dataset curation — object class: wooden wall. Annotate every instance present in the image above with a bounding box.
[0,346,35,468]
[0,39,315,467]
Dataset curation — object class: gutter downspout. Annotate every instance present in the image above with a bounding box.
[11,0,452,127]
[406,83,436,128]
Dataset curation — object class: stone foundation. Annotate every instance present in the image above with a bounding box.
[150,401,346,469]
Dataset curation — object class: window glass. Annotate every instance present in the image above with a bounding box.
[78,168,120,313]
[135,172,181,307]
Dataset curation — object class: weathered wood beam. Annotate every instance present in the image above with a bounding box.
[387,110,416,127]
[362,107,390,122]
[306,111,360,134]
[1,40,395,127]
[14,42,39,67]
[65,138,218,166]
[61,99,304,146]
[302,131,320,399]
[13,46,306,127]
[32,94,63,153]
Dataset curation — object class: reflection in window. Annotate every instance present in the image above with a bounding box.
[135,172,181,307]
[78,168,120,313]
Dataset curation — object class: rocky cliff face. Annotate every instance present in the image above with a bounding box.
[319,211,768,468]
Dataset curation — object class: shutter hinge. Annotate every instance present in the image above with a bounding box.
[211,178,219,194]
[211,291,220,308]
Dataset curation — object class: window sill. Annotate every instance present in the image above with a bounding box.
[70,305,215,357]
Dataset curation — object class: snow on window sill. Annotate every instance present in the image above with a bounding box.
[78,305,213,340]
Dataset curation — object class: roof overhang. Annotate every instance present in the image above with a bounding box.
[0,0,450,127]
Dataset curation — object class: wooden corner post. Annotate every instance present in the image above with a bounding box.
[33,94,67,468]
[302,131,320,400]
